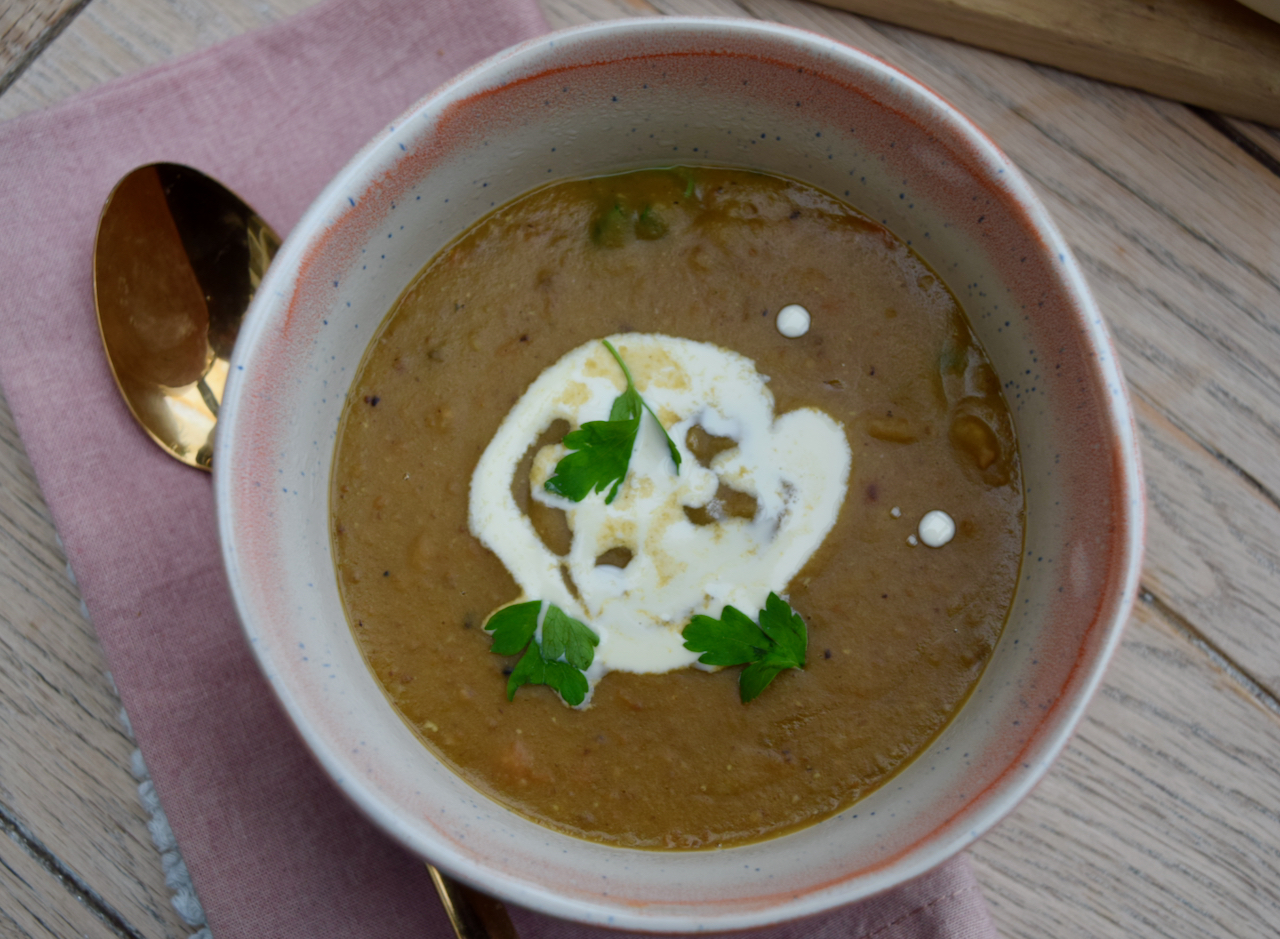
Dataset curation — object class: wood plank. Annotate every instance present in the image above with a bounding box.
[0,0,89,97]
[972,598,1280,938]
[814,0,1280,127]
[1217,114,1280,173]
[0,826,129,939]
[0,390,189,939]
[1134,393,1280,695]
[537,0,659,30]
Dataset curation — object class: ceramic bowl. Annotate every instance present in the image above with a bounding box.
[215,17,1143,932]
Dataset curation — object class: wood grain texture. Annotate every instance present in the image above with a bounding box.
[1218,115,1280,175]
[972,600,1280,938]
[0,828,126,939]
[0,392,189,939]
[2,0,1280,937]
[0,0,90,97]
[538,0,659,29]
[813,0,1280,126]
[1135,394,1280,687]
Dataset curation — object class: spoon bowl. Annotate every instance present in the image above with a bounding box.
[93,163,279,470]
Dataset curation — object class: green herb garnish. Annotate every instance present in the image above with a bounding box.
[590,202,629,248]
[681,593,807,702]
[485,600,600,706]
[543,339,681,504]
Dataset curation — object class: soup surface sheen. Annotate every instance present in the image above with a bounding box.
[331,168,1023,849]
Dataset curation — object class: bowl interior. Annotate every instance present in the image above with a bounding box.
[216,18,1142,932]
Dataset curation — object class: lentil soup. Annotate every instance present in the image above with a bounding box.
[331,167,1023,849]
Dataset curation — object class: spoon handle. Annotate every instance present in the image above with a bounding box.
[428,864,519,939]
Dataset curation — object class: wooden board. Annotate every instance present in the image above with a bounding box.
[817,0,1280,127]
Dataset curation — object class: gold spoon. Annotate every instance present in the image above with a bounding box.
[93,163,517,939]
[94,163,275,470]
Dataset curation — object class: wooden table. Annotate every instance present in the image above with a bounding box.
[2,0,1278,936]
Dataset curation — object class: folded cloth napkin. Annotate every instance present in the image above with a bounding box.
[0,1,999,936]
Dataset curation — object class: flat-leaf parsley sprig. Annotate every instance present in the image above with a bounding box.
[681,593,807,702]
[485,600,600,706]
[543,339,681,504]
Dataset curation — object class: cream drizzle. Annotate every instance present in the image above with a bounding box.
[469,334,851,695]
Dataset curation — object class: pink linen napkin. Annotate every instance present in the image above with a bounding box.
[0,1,998,936]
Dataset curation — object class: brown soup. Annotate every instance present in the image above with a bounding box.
[331,167,1023,849]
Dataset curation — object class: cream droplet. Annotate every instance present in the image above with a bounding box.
[776,304,811,338]
[890,506,901,518]
[918,510,956,547]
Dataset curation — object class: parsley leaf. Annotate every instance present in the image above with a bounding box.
[508,643,590,707]
[484,601,599,706]
[682,593,807,702]
[757,592,808,665]
[543,410,639,504]
[680,605,770,666]
[540,603,598,671]
[543,340,681,504]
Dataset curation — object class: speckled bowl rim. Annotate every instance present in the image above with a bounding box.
[216,16,1144,932]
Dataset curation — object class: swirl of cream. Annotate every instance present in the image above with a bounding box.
[469,334,851,687]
